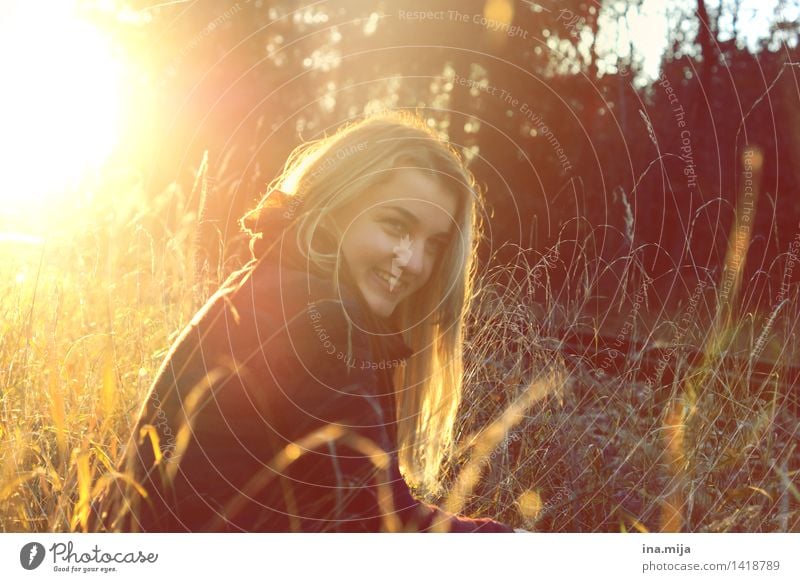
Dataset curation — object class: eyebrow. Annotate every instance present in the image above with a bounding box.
[382,205,453,240]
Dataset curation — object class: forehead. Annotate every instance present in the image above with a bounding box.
[363,168,459,227]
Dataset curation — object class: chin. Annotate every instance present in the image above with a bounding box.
[364,294,397,319]
[356,270,405,319]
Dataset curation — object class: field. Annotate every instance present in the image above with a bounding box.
[1,171,798,533]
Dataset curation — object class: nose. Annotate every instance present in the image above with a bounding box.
[394,239,426,277]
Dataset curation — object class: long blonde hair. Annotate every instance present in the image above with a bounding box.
[243,110,485,495]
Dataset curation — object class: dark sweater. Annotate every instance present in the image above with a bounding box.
[95,193,512,533]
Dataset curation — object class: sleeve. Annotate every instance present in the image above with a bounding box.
[253,296,513,533]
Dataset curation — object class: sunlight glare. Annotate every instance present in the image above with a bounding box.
[0,1,124,208]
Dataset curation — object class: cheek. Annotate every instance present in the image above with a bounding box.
[342,225,390,270]
[416,254,443,291]
[417,265,434,290]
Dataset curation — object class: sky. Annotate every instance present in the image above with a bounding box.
[595,0,799,81]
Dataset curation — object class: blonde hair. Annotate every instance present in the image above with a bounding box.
[243,110,485,495]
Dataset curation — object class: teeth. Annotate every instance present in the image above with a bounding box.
[375,269,403,289]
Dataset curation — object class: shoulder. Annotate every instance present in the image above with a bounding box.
[233,262,389,430]
[225,259,376,376]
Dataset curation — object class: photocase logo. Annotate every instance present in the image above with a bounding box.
[20,542,46,570]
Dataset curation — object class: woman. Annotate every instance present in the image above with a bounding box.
[95,111,513,532]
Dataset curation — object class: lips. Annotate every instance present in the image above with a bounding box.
[372,269,405,293]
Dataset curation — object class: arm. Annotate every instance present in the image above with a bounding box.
[385,459,514,532]
[255,297,513,532]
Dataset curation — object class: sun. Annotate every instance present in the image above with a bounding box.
[0,1,124,211]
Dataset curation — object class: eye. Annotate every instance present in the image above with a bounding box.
[383,218,408,235]
[425,238,447,256]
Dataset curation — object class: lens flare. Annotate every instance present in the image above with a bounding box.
[0,1,124,210]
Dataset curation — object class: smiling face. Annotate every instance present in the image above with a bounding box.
[331,169,459,319]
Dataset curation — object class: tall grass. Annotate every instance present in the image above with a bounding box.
[0,163,798,532]
[0,164,219,531]
[441,235,799,532]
